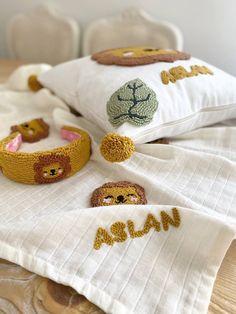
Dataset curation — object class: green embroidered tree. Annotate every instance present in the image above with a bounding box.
[107,78,158,127]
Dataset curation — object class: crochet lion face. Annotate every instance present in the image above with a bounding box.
[41,162,65,180]
[91,181,147,207]
[92,47,191,66]
[34,154,71,184]
[11,118,49,143]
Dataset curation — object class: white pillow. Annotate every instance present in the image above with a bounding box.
[39,54,236,143]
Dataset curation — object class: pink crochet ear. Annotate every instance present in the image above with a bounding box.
[6,133,22,152]
[61,128,81,142]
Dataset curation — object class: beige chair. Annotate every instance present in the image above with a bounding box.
[7,5,80,65]
[82,7,183,56]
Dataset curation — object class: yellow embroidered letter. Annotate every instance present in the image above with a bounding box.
[161,208,181,231]
[161,65,213,85]
[93,227,114,250]
[143,214,161,234]
[190,65,213,76]
[127,220,145,238]
[161,70,176,85]
[110,222,128,243]
[169,66,189,80]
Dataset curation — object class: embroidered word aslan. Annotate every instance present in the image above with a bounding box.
[94,207,181,250]
[161,65,213,85]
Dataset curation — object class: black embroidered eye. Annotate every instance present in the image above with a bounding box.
[23,123,29,127]
[104,195,114,199]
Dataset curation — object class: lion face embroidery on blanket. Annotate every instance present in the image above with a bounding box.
[92,47,191,66]
[91,181,147,207]
[34,154,71,184]
[11,118,49,143]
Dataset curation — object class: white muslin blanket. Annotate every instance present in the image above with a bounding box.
[0,76,236,314]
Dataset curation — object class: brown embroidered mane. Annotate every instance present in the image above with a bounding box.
[34,154,71,184]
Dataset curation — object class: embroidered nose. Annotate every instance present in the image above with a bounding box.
[50,169,56,175]
[28,128,34,135]
[117,195,124,202]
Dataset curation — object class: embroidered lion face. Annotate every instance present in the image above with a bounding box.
[11,118,49,143]
[34,154,71,184]
[91,181,147,207]
[92,47,191,66]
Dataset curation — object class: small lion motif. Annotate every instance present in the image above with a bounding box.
[34,154,71,184]
[11,118,49,143]
[91,181,147,207]
[92,47,191,66]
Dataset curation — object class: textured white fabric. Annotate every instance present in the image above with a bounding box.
[39,56,236,143]
[170,126,236,162]
[0,74,236,314]
[0,206,234,314]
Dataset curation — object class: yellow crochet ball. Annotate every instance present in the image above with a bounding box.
[28,75,43,92]
[100,133,135,162]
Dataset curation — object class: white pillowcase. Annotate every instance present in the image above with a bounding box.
[39,55,236,143]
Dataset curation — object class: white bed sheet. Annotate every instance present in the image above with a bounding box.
[0,84,235,314]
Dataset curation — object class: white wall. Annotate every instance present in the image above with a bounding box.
[0,0,236,75]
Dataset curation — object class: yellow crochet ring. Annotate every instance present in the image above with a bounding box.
[0,126,91,184]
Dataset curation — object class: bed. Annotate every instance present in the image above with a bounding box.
[0,8,236,314]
